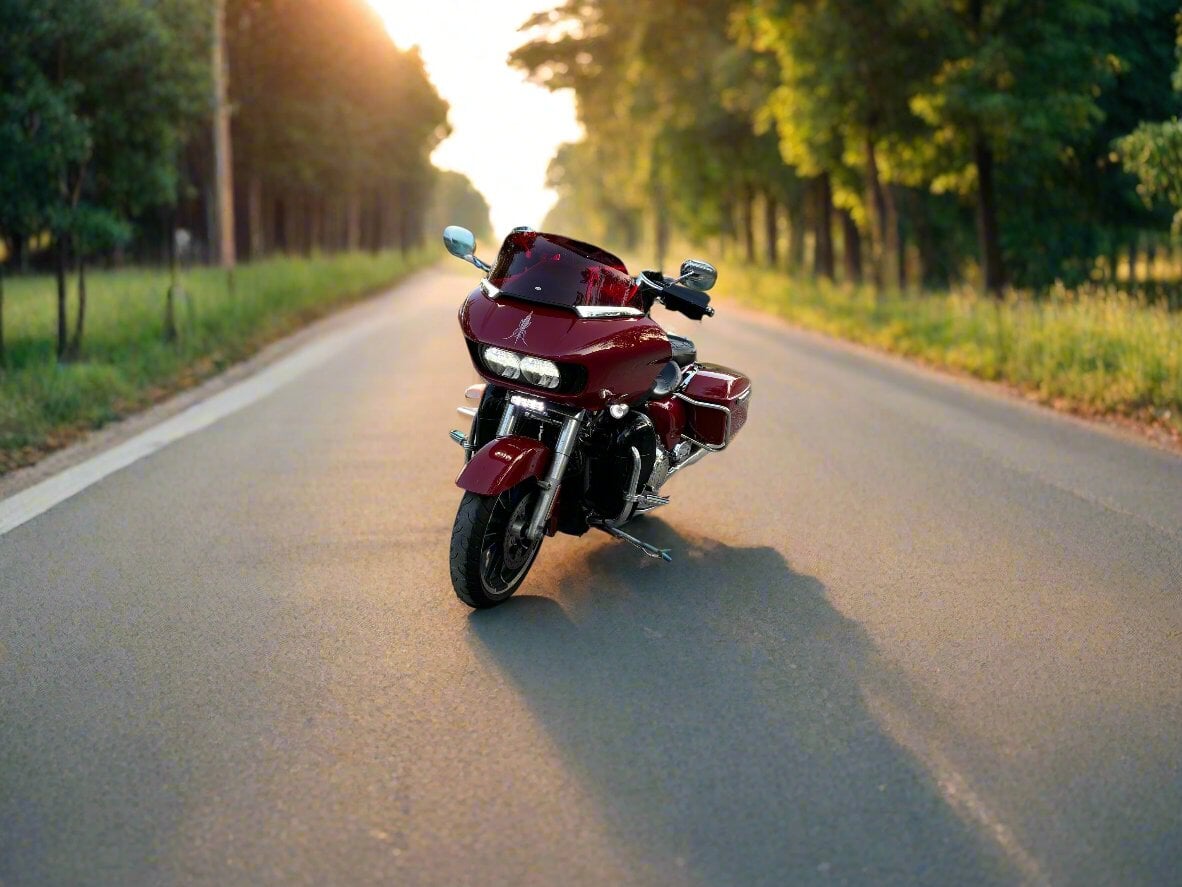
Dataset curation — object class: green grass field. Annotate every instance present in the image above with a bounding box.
[717,261,1182,439]
[0,250,432,472]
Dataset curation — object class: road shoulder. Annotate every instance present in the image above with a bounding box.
[0,265,442,502]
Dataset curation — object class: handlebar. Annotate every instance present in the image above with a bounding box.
[637,271,715,320]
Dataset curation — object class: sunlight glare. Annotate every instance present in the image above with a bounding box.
[368,1,582,239]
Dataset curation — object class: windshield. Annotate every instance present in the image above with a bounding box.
[488,231,641,311]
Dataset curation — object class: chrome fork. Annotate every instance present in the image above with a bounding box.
[524,409,584,541]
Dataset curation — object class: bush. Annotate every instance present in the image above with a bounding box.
[719,262,1182,435]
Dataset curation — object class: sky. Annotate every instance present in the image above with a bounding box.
[368,1,581,242]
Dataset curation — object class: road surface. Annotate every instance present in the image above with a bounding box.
[2,265,1180,885]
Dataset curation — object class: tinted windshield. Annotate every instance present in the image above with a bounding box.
[488,231,641,311]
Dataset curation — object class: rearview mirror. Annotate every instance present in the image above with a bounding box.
[443,226,491,272]
[679,259,717,292]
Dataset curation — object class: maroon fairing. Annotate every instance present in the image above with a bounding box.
[645,396,687,450]
[456,436,551,495]
[459,287,672,407]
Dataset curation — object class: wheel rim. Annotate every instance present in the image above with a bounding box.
[479,489,541,596]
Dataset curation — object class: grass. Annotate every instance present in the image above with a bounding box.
[0,250,433,473]
[716,261,1182,440]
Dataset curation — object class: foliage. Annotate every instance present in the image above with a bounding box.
[517,0,1182,293]
[0,0,208,357]
[0,0,467,363]
[226,0,450,256]
[428,171,493,242]
[1116,11,1182,234]
[1119,120,1182,232]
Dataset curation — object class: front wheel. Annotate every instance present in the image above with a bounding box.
[450,481,543,608]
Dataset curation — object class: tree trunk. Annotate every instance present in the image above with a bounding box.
[164,214,179,342]
[1127,236,1139,284]
[69,256,86,358]
[895,206,907,290]
[764,193,779,267]
[787,194,806,274]
[839,209,862,285]
[56,238,69,359]
[371,197,383,253]
[813,174,835,280]
[974,137,1005,297]
[909,191,942,289]
[399,195,413,253]
[346,192,362,251]
[864,137,901,293]
[310,194,324,254]
[247,174,264,260]
[0,264,6,368]
[864,139,882,289]
[212,0,236,268]
[742,185,756,265]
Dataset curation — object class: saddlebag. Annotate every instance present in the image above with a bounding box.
[677,364,751,449]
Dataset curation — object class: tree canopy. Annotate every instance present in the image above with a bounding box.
[517,0,1182,293]
[0,0,473,361]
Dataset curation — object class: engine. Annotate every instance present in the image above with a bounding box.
[584,413,668,522]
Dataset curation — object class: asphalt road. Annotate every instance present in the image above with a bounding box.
[2,265,1180,886]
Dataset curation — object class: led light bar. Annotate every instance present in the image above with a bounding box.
[509,395,547,414]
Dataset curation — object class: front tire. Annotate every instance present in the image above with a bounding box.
[450,482,543,608]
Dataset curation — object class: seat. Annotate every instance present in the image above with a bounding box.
[667,333,697,368]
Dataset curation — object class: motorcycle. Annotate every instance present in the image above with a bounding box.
[444,225,751,608]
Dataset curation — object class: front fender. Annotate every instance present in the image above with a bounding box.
[456,436,552,495]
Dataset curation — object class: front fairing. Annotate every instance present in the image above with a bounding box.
[488,231,643,312]
[459,286,671,408]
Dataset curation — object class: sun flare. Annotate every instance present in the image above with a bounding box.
[367,1,581,238]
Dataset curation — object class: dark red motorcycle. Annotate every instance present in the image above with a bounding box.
[444,225,751,608]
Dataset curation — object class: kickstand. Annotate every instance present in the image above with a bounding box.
[595,523,673,562]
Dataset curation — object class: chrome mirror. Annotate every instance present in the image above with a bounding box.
[443,226,491,272]
[678,259,717,292]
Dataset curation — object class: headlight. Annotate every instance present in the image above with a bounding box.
[483,346,521,380]
[520,356,561,389]
[481,346,561,389]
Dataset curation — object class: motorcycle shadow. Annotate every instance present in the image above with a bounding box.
[466,519,1013,885]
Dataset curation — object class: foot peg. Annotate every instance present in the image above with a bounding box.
[633,492,670,512]
[449,430,468,448]
[595,523,673,562]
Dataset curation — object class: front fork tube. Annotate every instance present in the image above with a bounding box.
[524,409,584,541]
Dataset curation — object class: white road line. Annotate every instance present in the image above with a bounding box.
[0,310,395,539]
[863,690,1050,886]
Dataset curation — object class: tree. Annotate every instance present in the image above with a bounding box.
[0,0,88,363]
[1117,12,1182,235]
[225,0,448,258]
[428,171,493,242]
[744,0,940,290]
[911,0,1127,295]
[0,0,207,357]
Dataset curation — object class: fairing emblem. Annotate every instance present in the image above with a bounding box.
[508,312,533,346]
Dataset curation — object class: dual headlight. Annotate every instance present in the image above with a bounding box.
[482,346,562,389]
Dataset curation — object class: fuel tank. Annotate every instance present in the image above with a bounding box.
[459,286,672,409]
